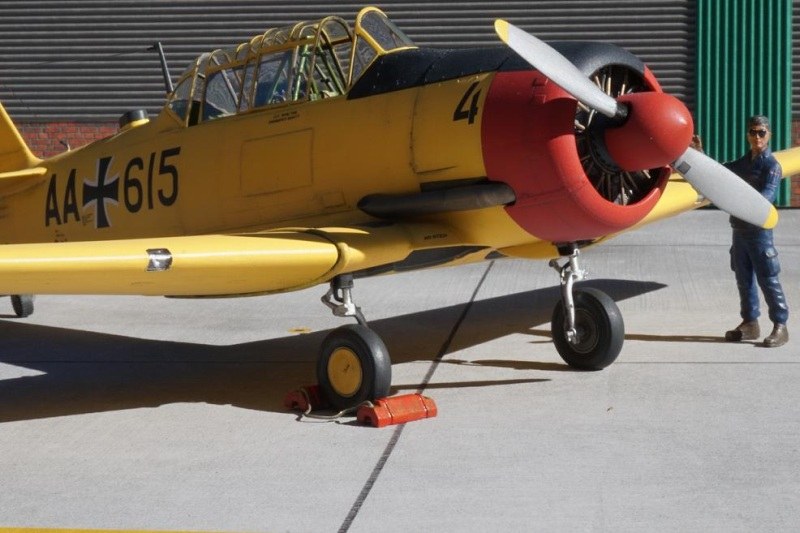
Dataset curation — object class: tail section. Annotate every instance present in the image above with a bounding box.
[0,102,40,172]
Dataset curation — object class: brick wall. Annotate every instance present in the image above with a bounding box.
[18,122,117,159]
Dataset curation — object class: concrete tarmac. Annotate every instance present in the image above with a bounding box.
[0,209,798,532]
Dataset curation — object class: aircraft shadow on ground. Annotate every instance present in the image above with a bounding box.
[0,279,664,422]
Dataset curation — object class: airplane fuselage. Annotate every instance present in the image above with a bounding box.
[11,63,509,245]
[4,44,669,266]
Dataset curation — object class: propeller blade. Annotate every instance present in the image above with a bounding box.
[673,148,778,229]
[493,20,776,229]
[494,19,624,119]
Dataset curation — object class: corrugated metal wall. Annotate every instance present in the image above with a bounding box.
[0,0,694,122]
[794,0,800,118]
[696,0,793,206]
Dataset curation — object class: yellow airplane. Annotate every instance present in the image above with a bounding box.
[0,7,797,409]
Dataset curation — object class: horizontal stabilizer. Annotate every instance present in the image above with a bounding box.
[0,166,48,197]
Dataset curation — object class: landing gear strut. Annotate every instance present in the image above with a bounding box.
[318,275,391,409]
[549,247,624,369]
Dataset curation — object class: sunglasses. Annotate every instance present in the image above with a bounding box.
[748,129,768,138]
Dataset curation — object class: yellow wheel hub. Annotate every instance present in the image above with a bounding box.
[327,347,363,398]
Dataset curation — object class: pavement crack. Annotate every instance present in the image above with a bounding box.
[337,260,495,532]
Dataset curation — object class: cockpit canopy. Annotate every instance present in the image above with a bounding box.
[164,6,415,126]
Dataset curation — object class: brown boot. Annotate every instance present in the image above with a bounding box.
[725,320,760,342]
[763,324,788,348]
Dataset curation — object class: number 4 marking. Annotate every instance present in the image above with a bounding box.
[453,82,481,124]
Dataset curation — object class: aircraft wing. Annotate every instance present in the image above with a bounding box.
[0,222,478,297]
[773,145,800,176]
[631,145,800,230]
[2,146,797,298]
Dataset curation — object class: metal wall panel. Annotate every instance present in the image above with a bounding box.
[794,0,800,118]
[0,0,694,121]
[696,0,792,205]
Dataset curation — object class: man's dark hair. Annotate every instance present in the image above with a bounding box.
[747,115,770,130]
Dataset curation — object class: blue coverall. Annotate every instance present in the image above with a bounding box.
[725,148,789,325]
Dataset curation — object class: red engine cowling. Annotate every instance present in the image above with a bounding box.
[481,66,673,243]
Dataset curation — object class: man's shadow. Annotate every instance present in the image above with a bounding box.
[0,279,665,422]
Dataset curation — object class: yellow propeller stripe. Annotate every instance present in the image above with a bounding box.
[764,205,779,229]
[494,19,510,42]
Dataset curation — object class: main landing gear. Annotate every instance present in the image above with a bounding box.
[549,246,624,370]
[314,249,623,407]
[10,295,34,318]
[319,275,391,409]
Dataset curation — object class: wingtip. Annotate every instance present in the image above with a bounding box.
[764,206,779,229]
[494,19,509,42]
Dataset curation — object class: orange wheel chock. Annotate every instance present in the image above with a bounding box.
[357,393,437,428]
[284,384,329,412]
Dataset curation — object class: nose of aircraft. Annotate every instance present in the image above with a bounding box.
[603,91,693,171]
[494,18,779,230]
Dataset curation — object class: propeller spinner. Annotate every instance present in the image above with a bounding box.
[494,19,778,230]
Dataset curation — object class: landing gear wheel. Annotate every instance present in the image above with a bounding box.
[11,295,34,318]
[317,324,391,410]
[551,287,624,370]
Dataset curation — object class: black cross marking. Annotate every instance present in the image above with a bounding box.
[83,156,119,229]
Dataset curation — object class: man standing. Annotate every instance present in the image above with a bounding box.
[723,115,789,347]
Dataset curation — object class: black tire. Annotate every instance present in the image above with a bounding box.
[551,288,624,370]
[11,295,34,318]
[317,324,392,410]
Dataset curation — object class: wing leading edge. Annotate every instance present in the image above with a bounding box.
[0,222,472,297]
